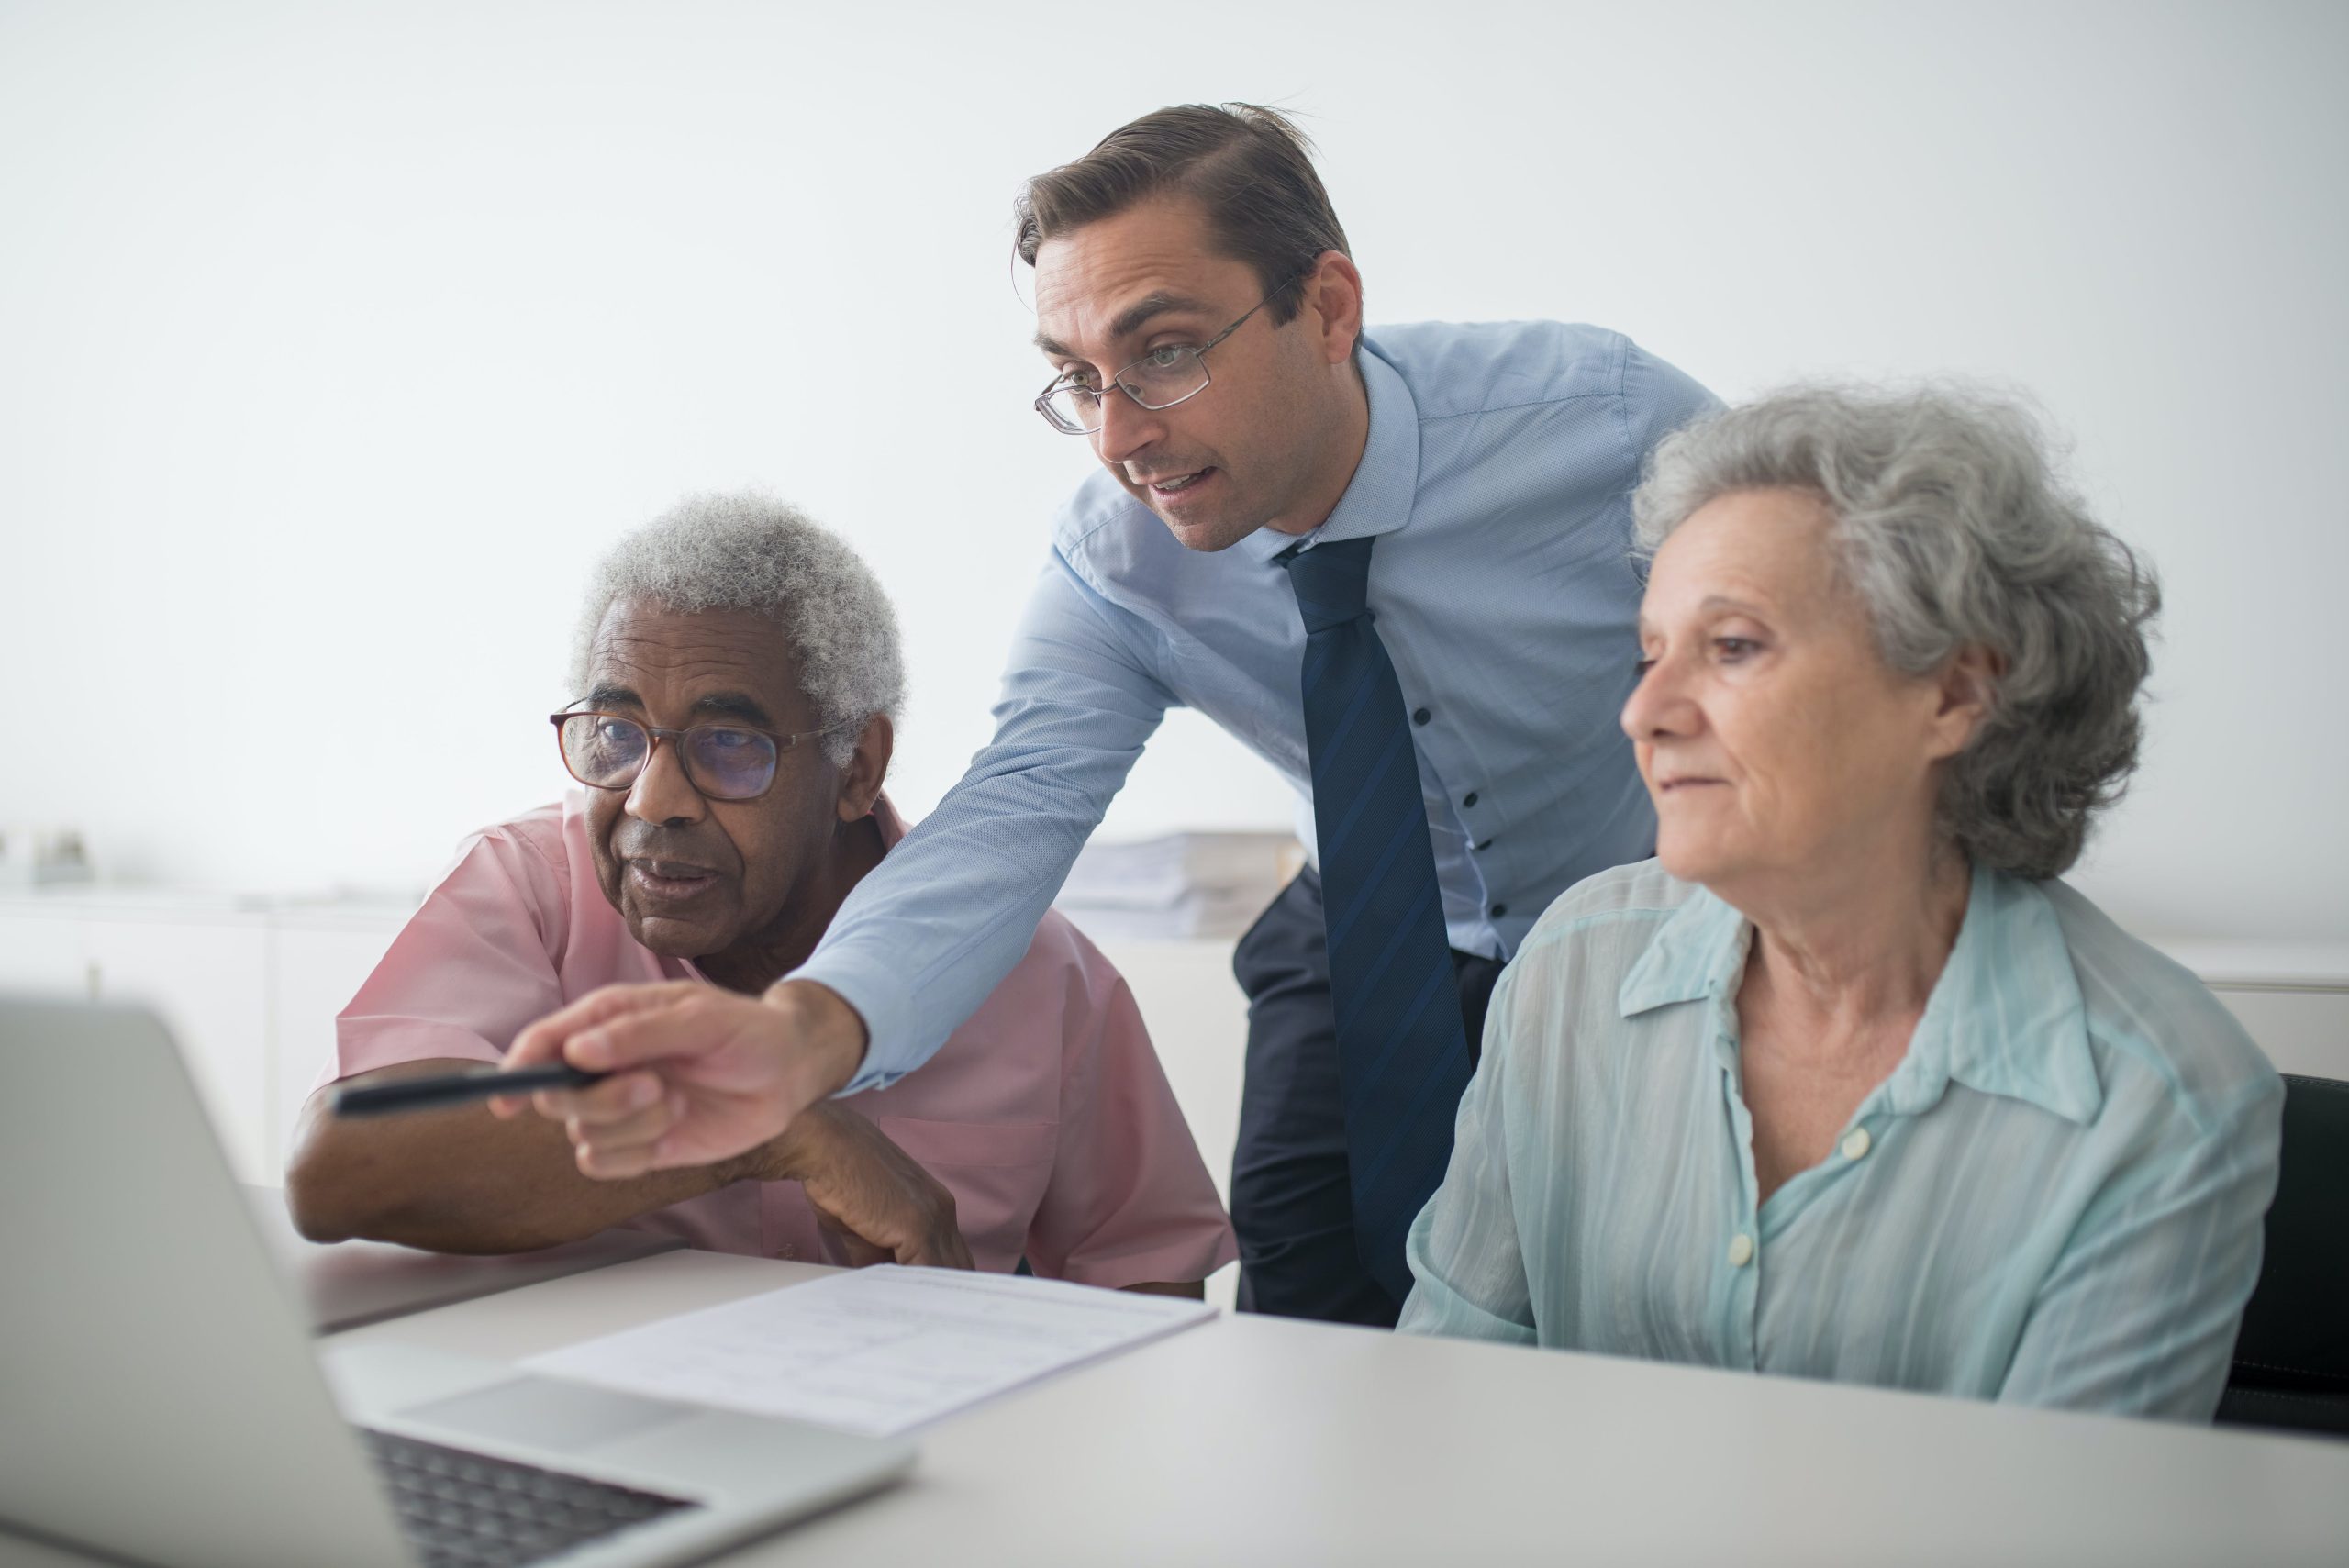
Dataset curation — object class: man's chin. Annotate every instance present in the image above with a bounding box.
[1119,468,1254,551]
[1152,505,1259,553]
[622,910,725,961]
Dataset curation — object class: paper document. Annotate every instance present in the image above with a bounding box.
[523,1265,1216,1436]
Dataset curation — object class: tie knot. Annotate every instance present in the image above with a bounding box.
[1279,535,1375,633]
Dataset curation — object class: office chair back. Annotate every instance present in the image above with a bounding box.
[2215,1073,2349,1437]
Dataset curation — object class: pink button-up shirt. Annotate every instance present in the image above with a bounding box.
[328,795,1236,1288]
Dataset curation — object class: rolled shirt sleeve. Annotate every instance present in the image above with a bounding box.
[328,818,573,1085]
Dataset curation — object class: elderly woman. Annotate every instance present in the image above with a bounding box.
[1397,387,2282,1419]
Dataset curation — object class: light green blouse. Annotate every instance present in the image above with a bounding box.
[1398,859,2282,1419]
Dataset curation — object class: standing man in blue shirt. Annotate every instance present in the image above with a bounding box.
[504,103,1719,1326]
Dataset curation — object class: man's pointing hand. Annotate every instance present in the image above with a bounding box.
[493,978,869,1179]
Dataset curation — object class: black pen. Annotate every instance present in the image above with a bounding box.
[331,1062,610,1118]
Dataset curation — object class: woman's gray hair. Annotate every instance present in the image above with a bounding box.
[571,491,906,767]
[1631,385,2160,880]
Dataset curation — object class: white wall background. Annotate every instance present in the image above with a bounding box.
[2,0,2343,943]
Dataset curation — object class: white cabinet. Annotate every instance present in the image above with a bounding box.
[0,897,406,1184]
[0,910,88,995]
[0,903,273,1183]
[269,920,406,1165]
[85,916,274,1184]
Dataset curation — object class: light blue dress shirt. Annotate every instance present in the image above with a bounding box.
[799,322,1720,1089]
[1397,858,2284,1420]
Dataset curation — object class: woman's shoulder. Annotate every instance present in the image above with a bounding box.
[1476,862,1713,1089]
[2034,878,2279,1125]
[1490,861,1718,1029]
[1515,858,1702,963]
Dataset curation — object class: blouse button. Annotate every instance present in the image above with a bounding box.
[1727,1233,1755,1268]
[1842,1128,1873,1161]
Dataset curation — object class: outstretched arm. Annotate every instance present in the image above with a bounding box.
[287,1058,771,1251]
[292,1059,970,1268]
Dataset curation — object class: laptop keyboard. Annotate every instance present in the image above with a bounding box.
[360,1427,697,1567]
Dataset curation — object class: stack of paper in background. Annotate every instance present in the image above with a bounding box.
[1052,831,1302,940]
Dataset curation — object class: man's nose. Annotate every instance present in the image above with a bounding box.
[1093,388,1163,467]
[624,736,706,826]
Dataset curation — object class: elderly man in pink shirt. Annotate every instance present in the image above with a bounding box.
[287,493,1236,1295]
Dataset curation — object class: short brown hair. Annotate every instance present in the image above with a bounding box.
[1014,103,1352,326]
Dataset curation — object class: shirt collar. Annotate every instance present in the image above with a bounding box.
[1619,862,2102,1126]
[1239,341,1421,563]
[1617,884,1749,1017]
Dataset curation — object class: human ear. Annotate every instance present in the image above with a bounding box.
[836,714,894,821]
[1926,644,2003,761]
[1301,250,1364,363]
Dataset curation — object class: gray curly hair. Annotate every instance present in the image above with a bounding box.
[1631,385,2160,880]
[570,492,907,768]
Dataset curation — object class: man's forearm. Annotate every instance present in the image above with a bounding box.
[285,1059,763,1253]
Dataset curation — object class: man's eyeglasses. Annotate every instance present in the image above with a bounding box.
[550,710,851,803]
[1032,273,1303,436]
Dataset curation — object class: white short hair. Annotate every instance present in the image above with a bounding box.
[570,491,906,767]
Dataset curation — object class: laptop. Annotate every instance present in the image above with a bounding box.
[0,996,915,1568]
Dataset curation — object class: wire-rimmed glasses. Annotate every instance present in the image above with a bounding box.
[550,710,849,803]
[1032,274,1302,435]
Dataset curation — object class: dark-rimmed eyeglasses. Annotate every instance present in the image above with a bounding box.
[1032,273,1304,436]
[549,710,852,803]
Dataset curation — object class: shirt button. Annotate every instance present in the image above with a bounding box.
[1490,903,1508,918]
[1728,1233,1755,1268]
[1412,706,1431,726]
[1462,792,1480,808]
[780,1245,797,1260]
[1842,1128,1873,1161]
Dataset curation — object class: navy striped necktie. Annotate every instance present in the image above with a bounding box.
[1278,534,1473,1303]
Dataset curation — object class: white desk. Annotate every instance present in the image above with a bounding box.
[11,1250,2340,1567]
